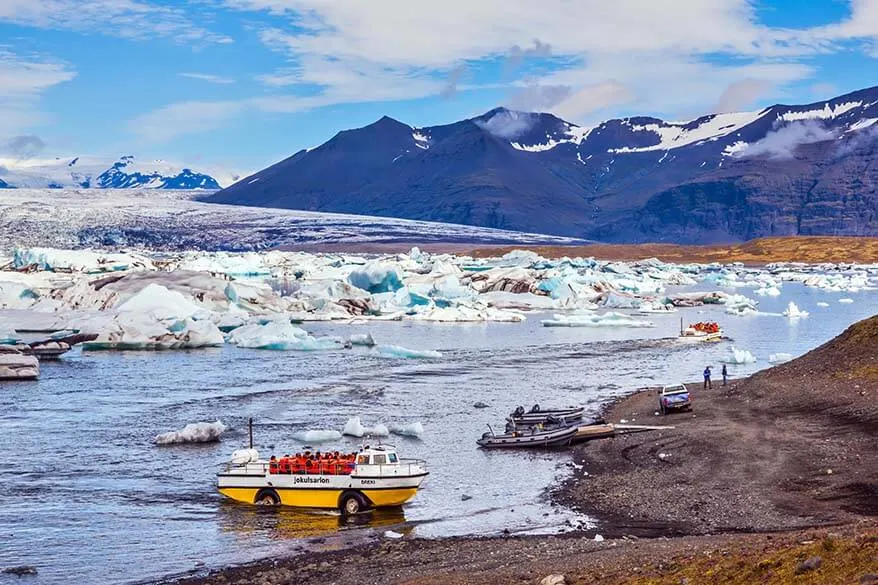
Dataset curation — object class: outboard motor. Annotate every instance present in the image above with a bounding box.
[530,404,541,413]
[513,406,525,417]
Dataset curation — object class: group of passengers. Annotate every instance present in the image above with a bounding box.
[268,451,357,475]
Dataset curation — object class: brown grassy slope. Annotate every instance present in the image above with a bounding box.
[468,236,878,264]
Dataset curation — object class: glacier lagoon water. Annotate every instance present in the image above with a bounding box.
[1,283,876,585]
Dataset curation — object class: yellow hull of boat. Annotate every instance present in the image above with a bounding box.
[218,487,419,509]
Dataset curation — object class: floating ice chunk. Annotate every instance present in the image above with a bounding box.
[601,292,642,309]
[80,313,224,350]
[384,530,404,539]
[342,416,387,437]
[541,312,654,328]
[348,333,376,347]
[376,344,442,359]
[816,302,830,308]
[228,321,340,351]
[782,302,809,319]
[390,422,424,439]
[769,353,793,364]
[0,348,39,379]
[754,286,781,297]
[293,430,342,443]
[117,283,207,320]
[154,421,227,445]
[0,330,21,344]
[721,346,757,364]
[725,305,759,316]
[839,298,854,304]
[348,262,403,293]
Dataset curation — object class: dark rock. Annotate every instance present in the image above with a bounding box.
[473,402,489,409]
[460,494,473,501]
[860,574,878,584]
[2,566,37,576]
[796,556,822,573]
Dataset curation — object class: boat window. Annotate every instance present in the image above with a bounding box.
[357,455,369,465]
[373,454,387,465]
[388,453,398,463]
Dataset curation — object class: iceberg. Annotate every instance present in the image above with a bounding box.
[754,286,781,297]
[0,347,39,380]
[348,262,403,293]
[154,421,227,445]
[293,430,342,443]
[768,353,793,364]
[342,417,390,438]
[228,321,341,351]
[541,312,654,328]
[721,347,757,364]
[116,283,207,321]
[80,313,224,350]
[782,302,809,319]
[376,344,442,359]
[348,333,376,347]
[390,422,424,439]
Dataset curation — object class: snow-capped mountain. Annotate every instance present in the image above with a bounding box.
[208,86,878,244]
[0,155,231,190]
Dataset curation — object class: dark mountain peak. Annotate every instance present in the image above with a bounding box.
[208,84,878,244]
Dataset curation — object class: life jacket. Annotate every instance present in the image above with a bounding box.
[269,459,279,474]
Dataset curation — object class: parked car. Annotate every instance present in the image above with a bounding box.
[659,383,691,414]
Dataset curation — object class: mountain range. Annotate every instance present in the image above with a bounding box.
[0,155,229,190]
[207,86,878,244]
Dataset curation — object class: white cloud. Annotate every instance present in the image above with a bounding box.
[179,73,236,84]
[735,121,836,159]
[553,81,635,120]
[128,101,246,143]
[0,0,232,44]
[0,50,75,135]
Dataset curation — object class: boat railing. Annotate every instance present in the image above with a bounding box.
[354,458,427,478]
[219,461,358,476]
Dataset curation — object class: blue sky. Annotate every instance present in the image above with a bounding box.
[0,0,876,174]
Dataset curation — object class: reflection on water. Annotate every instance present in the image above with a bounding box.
[217,502,409,541]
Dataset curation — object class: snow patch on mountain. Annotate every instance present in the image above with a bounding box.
[779,101,863,122]
[609,110,768,153]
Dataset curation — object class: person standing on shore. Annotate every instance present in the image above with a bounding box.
[722,364,728,386]
[703,366,712,390]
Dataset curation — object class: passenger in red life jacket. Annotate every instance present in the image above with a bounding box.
[269,455,278,474]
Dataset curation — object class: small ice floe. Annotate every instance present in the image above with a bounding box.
[389,422,424,439]
[293,430,342,443]
[769,353,793,364]
[228,321,341,351]
[721,346,757,364]
[540,311,654,328]
[348,333,376,347]
[816,302,830,308]
[839,298,854,304]
[782,302,809,319]
[376,344,442,359]
[341,417,389,437]
[754,286,781,297]
[384,530,404,539]
[154,421,227,445]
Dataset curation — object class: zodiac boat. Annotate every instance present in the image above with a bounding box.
[217,443,428,515]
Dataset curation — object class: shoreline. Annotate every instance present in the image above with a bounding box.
[163,318,878,584]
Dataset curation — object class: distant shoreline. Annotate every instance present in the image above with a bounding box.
[283,236,878,265]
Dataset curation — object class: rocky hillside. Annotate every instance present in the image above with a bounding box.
[208,86,878,244]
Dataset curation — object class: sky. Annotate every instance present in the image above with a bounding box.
[0,0,877,175]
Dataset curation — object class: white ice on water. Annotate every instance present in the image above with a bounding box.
[389,422,425,438]
[541,312,654,328]
[721,347,757,364]
[227,321,341,351]
[782,302,809,319]
[769,353,793,364]
[376,344,442,359]
[342,417,390,437]
[154,421,227,445]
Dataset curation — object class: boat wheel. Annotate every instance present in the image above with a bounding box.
[254,488,280,506]
[340,491,367,515]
